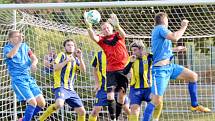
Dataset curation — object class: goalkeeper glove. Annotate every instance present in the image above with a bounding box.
[108,13,120,29]
[84,11,92,29]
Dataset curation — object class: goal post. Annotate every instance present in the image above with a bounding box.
[0,1,215,121]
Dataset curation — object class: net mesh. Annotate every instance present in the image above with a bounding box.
[0,1,215,121]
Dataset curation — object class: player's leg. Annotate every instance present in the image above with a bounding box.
[152,101,163,121]
[29,77,46,116]
[106,72,117,120]
[89,106,102,121]
[39,88,66,121]
[66,92,86,121]
[172,64,211,112]
[128,87,142,121]
[115,72,128,120]
[143,66,170,121]
[122,96,131,116]
[12,77,37,121]
[89,89,107,121]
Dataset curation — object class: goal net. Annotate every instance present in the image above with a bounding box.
[0,1,215,121]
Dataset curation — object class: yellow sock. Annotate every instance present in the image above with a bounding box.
[78,114,85,121]
[39,104,57,121]
[128,115,138,121]
[89,114,97,121]
[152,101,163,120]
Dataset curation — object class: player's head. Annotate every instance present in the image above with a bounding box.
[63,39,76,54]
[154,12,168,27]
[101,22,113,36]
[130,40,146,58]
[8,30,23,44]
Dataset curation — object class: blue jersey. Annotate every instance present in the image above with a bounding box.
[3,43,32,78]
[151,25,173,64]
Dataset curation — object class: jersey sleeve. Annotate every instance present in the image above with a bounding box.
[159,25,171,39]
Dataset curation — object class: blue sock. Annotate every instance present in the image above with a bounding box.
[188,82,198,107]
[142,102,155,121]
[33,106,42,116]
[23,105,36,121]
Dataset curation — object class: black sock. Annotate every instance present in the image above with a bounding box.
[107,100,116,120]
[116,102,123,120]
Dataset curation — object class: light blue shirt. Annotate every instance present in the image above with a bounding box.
[151,25,173,64]
[3,43,32,78]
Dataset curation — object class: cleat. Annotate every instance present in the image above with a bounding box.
[190,105,211,113]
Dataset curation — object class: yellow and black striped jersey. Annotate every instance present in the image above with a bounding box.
[53,52,80,90]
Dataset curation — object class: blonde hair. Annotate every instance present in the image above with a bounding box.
[130,40,145,50]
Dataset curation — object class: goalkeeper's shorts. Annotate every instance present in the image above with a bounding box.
[151,63,184,96]
[11,76,42,102]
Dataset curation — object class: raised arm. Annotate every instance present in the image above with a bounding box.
[108,13,126,38]
[84,12,100,42]
[6,42,22,58]
[166,20,189,42]
[123,55,136,75]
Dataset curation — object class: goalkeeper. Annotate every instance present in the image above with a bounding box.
[89,51,130,121]
[85,13,129,120]
[143,12,211,121]
[3,30,46,121]
[39,39,86,121]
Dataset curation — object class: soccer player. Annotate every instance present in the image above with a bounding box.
[85,13,129,120]
[143,12,211,121]
[89,51,130,121]
[39,39,86,121]
[3,30,46,121]
[123,40,163,121]
[43,45,56,74]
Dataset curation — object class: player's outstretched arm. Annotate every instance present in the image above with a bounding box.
[166,19,189,42]
[108,13,126,38]
[84,12,99,42]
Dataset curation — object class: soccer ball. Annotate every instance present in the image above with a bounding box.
[84,10,101,24]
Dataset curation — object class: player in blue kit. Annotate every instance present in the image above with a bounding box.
[89,51,130,121]
[3,30,46,121]
[142,12,211,121]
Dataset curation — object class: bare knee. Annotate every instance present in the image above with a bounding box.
[28,98,37,106]
[190,72,198,82]
[130,105,140,115]
[36,95,46,108]
[151,95,163,106]
[55,100,64,109]
[91,107,101,117]
[76,107,86,116]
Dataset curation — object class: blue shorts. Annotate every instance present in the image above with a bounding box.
[94,89,129,106]
[54,87,83,108]
[151,63,184,96]
[11,76,42,102]
[129,87,151,105]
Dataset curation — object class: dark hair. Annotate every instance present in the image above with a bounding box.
[154,12,168,26]
[8,30,20,39]
[63,39,75,47]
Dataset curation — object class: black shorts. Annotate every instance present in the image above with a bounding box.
[106,71,128,93]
